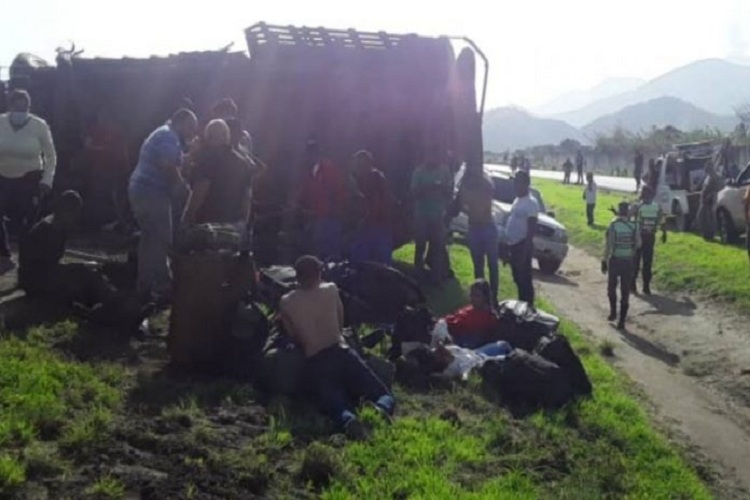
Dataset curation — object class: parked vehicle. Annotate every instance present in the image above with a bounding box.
[450,166,569,275]
[646,142,714,232]
[716,164,750,244]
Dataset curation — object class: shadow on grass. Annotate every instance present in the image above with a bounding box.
[614,325,681,367]
[534,271,579,288]
[638,293,697,318]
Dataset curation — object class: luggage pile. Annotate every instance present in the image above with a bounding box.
[170,253,592,412]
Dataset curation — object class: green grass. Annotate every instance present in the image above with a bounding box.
[0,322,124,495]
[0,246,712,498]
[536,178,750,310]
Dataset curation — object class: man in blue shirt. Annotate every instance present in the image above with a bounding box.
[505,171,539,306]
[129,108,197,301]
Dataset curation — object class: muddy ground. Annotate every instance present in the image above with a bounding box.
[536,246,750,495]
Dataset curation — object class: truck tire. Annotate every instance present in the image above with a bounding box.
[717,208,740,244]
[538,258,562,275]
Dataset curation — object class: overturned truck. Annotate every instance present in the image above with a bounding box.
[6,22,488,260]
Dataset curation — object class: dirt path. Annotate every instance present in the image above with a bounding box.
[537,246,750,495]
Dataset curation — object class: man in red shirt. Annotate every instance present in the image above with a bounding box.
[350,150,393,265]
[298,141,347,260]
[444,280,500,348]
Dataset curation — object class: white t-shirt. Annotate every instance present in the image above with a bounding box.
[505,195,540,245]
[585,182,597,205]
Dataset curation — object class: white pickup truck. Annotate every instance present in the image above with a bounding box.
[716,165,750,244]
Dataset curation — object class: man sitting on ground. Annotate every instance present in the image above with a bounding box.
[19,190,146,328]
[280,255,395,439]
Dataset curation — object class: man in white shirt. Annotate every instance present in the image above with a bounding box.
[0,90,57,274]
[505,171,539,306]
[280,255,395,439]
[583,172,597,227]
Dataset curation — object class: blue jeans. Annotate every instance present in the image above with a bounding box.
[314,217,342,261]
[305,345,395,428]
[468,223,499,300]
[475,341,513,358]
[350,226,392,265]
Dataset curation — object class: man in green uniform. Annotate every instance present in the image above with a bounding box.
[632,186,665,295]
[602,201,641,330]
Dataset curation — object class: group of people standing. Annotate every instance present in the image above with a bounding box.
[602,186,665,329]
[562,150,586,185]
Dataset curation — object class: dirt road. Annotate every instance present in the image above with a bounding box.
[537,246,750,496]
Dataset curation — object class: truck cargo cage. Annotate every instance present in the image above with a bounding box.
[246,23,420,52]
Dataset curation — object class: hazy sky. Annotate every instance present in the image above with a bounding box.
[2,0,749,109]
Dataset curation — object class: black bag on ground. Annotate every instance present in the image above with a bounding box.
[224,302,271,380]
[389,305,435,359]
[479,349,574,410]
[255,332,306,396]
[257,266,298,309]
[534,334,592,397]
[324,261,426,325]
[496,300,560,351]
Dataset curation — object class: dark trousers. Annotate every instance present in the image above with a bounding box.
[0,173,42,257]
[586,204,595,226]
[305,344,394,428]
[414,215,450,281]
[563,171,571,184]
[747,224,750,261]
[576,167,584,185]
[633,233,655,287]
[468,223,499,301]
[634,172,642,191]
[510,239,534,306]
[608,257,633,311]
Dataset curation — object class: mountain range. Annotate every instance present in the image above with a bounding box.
[484,59,750,151]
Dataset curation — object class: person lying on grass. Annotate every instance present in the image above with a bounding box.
[279,255,395,440]
[18,190,149,329]
[443,280,501,349]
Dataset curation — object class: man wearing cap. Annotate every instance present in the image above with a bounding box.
[632,186,665,295]
[279,255,395,439]
[602,201,641,329]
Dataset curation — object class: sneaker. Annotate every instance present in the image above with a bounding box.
[607,312,617,322]
[0,257,16,276]
[344,418,370,441]
[616,320,626,330]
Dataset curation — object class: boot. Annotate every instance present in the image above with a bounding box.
[643,282,652,295]
[617,303,628,330]
[607,296,617,322]
[630,282,638,295]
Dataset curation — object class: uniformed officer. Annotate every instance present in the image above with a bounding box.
[632,186,665,295]
[602,201,641,330]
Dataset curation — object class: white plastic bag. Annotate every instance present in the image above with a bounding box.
[430,319,452,347]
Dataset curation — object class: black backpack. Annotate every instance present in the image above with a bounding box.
[389,306,435,359]
[534,334,592,397]
[496,300,560,351]
[479,349,574,410]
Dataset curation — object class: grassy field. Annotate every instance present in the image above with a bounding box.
[535,179,750,311]
[0,246,711,499]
